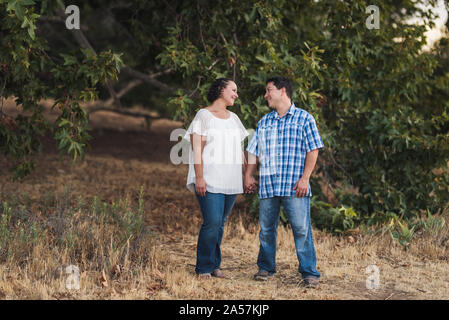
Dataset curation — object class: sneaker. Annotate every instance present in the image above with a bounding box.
[253,270,274,281]
[303,276,319,288]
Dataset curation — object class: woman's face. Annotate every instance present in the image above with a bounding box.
[220,81,238,106]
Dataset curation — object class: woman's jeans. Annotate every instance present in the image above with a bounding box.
[195,191,237,274]
[257,196,320,279]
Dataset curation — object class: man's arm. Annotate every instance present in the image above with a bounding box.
[293,149,319,197]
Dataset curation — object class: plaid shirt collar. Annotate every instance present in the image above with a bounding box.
[267,102,296,120]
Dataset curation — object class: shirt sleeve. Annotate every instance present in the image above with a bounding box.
[233,113,249,141]
[184,110,207,142]
[304,114,324,152]
[246,123,259,156]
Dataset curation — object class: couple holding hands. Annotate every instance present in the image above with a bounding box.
[185,76,323,288]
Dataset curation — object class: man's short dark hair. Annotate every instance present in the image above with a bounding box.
[266,76,293,99]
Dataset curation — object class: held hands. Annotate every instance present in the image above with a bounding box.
[244,175,257,194]
[195,177,207,197]
[293,177,309,198]
[244,175,308,196]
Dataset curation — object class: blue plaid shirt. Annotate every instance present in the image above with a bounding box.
[246,103,324,199]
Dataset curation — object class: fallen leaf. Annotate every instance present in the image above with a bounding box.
[112,264,121,277]
[101,269,108,287]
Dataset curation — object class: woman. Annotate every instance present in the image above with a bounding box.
[185,78,248,279]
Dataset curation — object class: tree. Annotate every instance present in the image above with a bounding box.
[156,0,449,221]
[1,0,448,223]
[0,0,122,179]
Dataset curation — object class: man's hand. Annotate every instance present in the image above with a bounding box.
[195,177,207,197]
[244,175,257,194]
[293,177,309,197]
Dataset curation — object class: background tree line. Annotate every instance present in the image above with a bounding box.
[1,0,448,230]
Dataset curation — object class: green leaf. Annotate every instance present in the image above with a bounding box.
[60,54,78,66]
[6,1,17,12]
[27,25,35,40]
[15,4,25,20]
[19,0,35,5]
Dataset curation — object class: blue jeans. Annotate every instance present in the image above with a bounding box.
[257,196,320,279]
[195,191,237,274]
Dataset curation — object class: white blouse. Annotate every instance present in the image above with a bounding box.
[184,108,249,194]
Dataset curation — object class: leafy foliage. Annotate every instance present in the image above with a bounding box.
[1,0,448,228]
[311,198,360,234]
[157,0,449,223]
[0,0,122,179]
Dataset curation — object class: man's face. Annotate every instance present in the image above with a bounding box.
[264,82,282,108]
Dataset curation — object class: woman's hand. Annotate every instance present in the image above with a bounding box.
[244,175,257,194]
[195,177,207,197]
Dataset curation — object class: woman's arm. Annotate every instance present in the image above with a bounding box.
[244,152,257,193]
[242,145,248,174]
[191,133,207,196]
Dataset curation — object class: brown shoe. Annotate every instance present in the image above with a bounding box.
[253,270,274,281]
[212,269,229,279]
[303,276,319,288]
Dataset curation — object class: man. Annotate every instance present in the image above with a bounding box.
[244,76,324,288]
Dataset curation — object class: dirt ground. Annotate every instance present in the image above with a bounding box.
[1,99,448,300]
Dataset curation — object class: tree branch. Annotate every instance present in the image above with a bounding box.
[188,76,203,98]
[207,59,220,71]
[103,68,174,105]
[51,7,177,106]
[104,79,143,106]
[55,8,176,97]
[146,68,174,79]
[121,66,176,93]
[86,105,162,121]
[38,15,89,31]
[56,8,121,108]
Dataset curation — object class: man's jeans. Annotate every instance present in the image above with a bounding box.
[257,196,320,279]
[195,191,237,274]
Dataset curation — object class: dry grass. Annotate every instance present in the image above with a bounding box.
[1,153,448,300]
[0,101,448,300]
